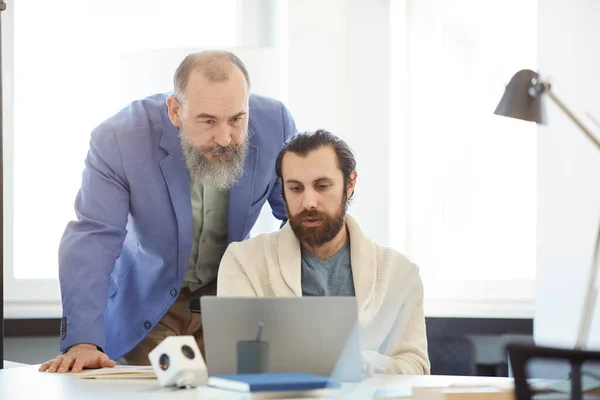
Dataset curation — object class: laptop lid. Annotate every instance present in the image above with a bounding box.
[201,296,363,382]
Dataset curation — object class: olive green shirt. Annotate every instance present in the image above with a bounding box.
[182,180,229,291]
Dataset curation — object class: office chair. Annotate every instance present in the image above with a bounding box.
[428,336,477,376]
[508,343,600,400]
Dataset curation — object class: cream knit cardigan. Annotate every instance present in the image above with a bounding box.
[217,214,430,375]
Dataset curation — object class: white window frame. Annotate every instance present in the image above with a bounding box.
[389,0,536,319]
[3,0,284,319]
[2,3,59,318]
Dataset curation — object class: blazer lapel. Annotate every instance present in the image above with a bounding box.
[159,123,192,283]
[228,138,258,243]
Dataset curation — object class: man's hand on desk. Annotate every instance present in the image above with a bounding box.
[38,343,116,373]
[362,353,375,378]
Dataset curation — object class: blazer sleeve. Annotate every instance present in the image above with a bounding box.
[361,269,431,375]
[217,243,258,297]
[58,126,131,354]
[268,101,297,224]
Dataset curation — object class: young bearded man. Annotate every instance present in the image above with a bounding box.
[217,129,430,375]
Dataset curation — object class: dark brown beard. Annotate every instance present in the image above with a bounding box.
[287,194,347,246]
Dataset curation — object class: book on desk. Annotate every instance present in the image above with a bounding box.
[207,373,341,398]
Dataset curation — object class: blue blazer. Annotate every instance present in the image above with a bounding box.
[58,93,296,360]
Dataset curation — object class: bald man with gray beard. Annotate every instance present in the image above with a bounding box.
[40,50,297,373]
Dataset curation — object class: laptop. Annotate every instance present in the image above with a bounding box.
[200,296,364,382]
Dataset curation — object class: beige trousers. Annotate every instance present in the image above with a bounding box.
[118,279,217,365]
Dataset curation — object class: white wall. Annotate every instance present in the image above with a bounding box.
[535,0,600,350]
[287,0,392,246]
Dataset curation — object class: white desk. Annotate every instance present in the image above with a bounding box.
[3,360,28,369]
[0,364,519,400]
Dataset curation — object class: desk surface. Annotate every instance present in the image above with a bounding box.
[0,364,519,400]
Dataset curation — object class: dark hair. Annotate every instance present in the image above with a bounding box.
[275,129,357,200]
[173,50,251,102]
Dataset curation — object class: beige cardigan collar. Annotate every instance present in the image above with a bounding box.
[275,214,376,315]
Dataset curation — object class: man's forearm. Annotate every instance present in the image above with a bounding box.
[64,343,104,354]
[362,349,430,375]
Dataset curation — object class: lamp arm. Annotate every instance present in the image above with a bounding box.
[544,84,600,152]
[545,84,600,350]
[575,220,600,350]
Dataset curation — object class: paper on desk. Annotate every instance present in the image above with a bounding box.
[373,387,412,399]
[76,365,156,379]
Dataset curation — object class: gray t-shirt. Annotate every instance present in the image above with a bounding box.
[301,241,356,297]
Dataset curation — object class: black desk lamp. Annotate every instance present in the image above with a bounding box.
[494,69,600,400]
[0,0,6,371]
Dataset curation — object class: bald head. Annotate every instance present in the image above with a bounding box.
[173,50,251,102]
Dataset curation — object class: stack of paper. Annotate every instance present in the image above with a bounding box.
[75,365,156,379]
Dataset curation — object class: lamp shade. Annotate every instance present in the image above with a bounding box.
[494,69,546,124]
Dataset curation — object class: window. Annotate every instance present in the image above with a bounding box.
[390,0,538,317]
[4,0,285,317]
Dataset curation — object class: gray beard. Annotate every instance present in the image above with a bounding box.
[179,132,249,190]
